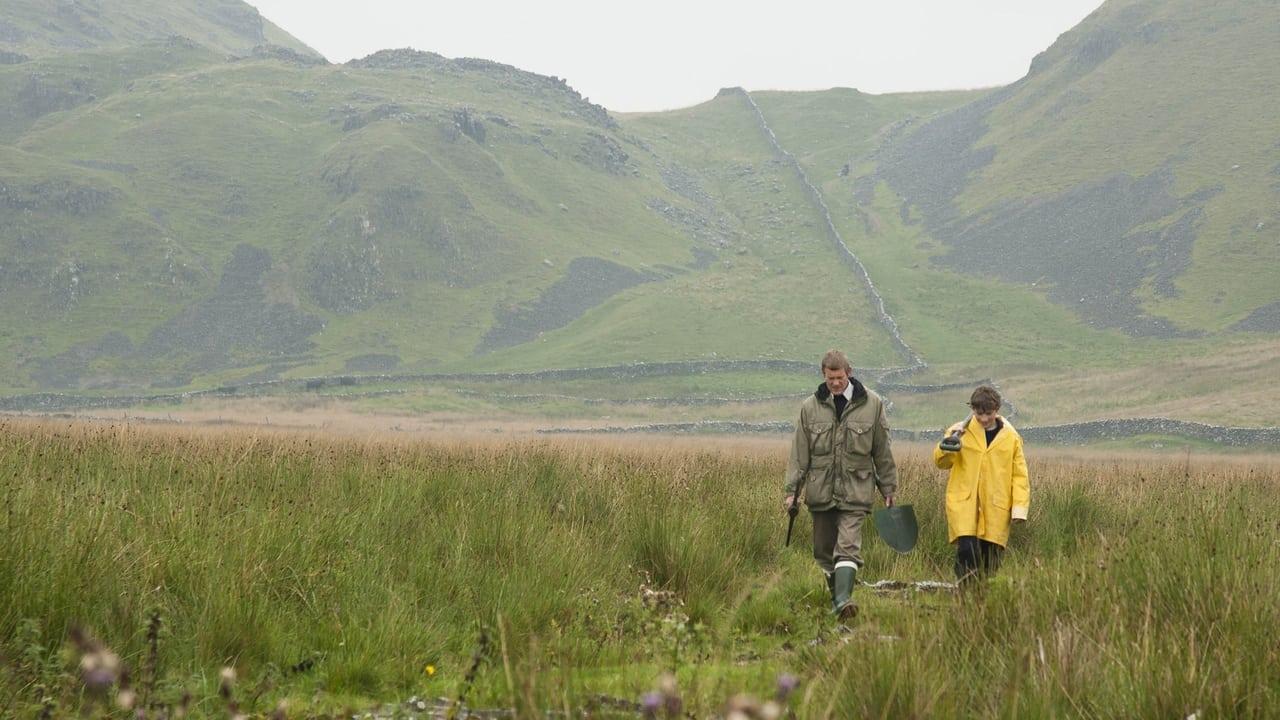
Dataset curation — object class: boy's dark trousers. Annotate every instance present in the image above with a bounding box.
[954,536,1003,581]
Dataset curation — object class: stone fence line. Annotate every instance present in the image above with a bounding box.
[0,367,990,414]
[0,360,939,412]
[537,417,1280,447]
[453,390,802,406]
[736,88,925,372]
[6,380,1273,445]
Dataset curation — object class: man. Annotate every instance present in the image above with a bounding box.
[784,350,898,619]
[933,385,1029,583]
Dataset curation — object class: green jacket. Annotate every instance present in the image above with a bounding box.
[784,380,898,511]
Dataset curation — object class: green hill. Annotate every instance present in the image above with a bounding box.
[725,0,1280,426]
[861,0,1280,338]
[0,33,950,391]
[2,0,1279,430]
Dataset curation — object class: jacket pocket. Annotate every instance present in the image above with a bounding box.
[843,421,875,456]
[806,422,834,456]
[804,458,833,507]
[838,466,876,506]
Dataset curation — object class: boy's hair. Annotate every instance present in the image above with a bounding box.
[820,349,852,374]
[969,385,1002,414]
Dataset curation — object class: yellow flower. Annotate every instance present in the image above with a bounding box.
[424,664,436,678]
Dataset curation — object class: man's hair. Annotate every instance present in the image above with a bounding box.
[969,385,1002,414]
[820,349,852,374]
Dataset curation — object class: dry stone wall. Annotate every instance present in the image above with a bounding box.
[537,418,1280,447]
[735,88,925,372]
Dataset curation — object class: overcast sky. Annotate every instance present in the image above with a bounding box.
[250,1,1106,112]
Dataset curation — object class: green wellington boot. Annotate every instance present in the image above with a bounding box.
[824,572,835,608]
[832,566,858,620]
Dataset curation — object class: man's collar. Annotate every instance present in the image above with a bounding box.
[815,378,865,403]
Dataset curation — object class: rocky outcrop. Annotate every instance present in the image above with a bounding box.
[452,108,485,143]
[574,132,632,174]
[645,198,740,251]
[339,103,406,133]
[246,43,326,66]
[305,234,387,313]
[346,49,617,130]
[646,160,744,260]
[344,48,451,71]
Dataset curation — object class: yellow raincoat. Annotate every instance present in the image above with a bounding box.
[932,416,1030,547]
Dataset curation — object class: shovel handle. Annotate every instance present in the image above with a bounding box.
[940,414,971,452]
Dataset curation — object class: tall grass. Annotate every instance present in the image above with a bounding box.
[1,420,1277,717]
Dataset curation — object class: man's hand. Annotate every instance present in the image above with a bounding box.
[884,495,895,508]
[783,494,796,512]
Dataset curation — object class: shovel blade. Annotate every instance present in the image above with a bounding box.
[873,504,919,554]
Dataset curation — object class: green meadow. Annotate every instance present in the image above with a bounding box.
[2,419,1277,717]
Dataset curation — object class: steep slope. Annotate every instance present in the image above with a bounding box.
[748,88,1155,371]
[0,0,318,60]
[864,0,1280,337]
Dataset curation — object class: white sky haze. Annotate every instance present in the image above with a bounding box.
[251,1,1106,112]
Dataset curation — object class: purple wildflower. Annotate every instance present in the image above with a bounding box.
[776,673,799,701]
[640,691,663,718]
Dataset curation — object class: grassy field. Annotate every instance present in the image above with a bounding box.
[2,419,1278,718]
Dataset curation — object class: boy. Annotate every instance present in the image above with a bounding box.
[933,385,1029,582]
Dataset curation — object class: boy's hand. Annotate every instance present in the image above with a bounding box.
[939,421,965,451]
